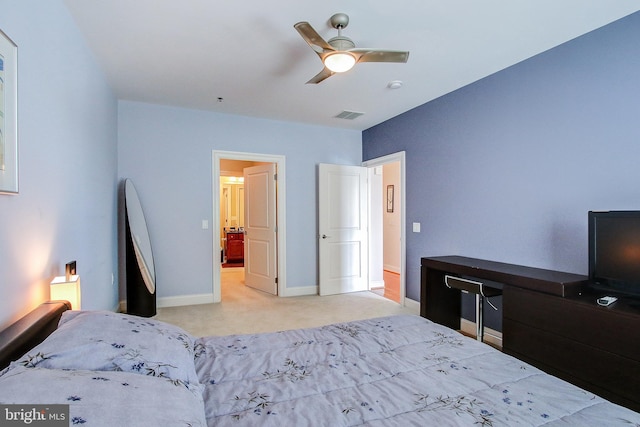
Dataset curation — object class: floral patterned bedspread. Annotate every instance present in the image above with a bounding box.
[194,315,640,426]
[0,365,206,426]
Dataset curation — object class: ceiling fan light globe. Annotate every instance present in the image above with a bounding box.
[324,52,356,73]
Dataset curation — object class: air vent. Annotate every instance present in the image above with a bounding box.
[335,110,364,120]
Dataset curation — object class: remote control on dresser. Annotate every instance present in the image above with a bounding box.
[597,296,618,306]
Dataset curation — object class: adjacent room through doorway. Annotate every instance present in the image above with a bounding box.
[212,151,285,303]
[220,169,246,269]
[219,159,277,296]
[365,152,406,305]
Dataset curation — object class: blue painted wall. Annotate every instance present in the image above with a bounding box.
[0,0,118,328]
[363,12,640,301]
[118,101,361,301]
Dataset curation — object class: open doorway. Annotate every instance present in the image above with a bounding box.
[212,151,286,303]
[220,172,245,268]
[364,152,406,305]
[219,164,248,301]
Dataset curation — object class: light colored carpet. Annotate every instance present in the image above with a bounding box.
[155,268,417,337]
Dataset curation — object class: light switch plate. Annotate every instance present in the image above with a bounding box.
[413,222,421,233]
[202,220,209,229]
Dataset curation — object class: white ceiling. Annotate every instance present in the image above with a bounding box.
[63,1,639,131]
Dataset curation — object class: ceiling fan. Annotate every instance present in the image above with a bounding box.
[294,13,409,84]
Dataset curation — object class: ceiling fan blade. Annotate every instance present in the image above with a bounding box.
[350,49,410,63]
[306,67,335,84]
[294,22,335,55]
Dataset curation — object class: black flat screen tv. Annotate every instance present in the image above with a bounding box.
[589,210,640,298]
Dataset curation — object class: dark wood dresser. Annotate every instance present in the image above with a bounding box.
[503,286,640,412]
[225,231,244,262]
[421,256,640,412]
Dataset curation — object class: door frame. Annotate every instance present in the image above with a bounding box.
[212,150,287,302]
[362,151,406,305]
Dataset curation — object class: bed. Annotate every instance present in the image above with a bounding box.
[1,302,639,426]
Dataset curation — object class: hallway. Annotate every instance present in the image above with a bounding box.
[371,270,401,303]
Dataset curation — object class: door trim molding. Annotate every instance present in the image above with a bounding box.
[212,150,287,302]
[362,151,407,306]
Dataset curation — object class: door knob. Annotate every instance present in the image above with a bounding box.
[322,234,330,239]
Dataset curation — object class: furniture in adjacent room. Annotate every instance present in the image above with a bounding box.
[421,255,640,412]
[225,230,244,263]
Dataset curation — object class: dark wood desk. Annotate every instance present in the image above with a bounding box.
[421,256,640,412]
[420,256,585,330]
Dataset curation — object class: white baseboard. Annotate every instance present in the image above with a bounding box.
[281,285,317,297]
[142,288,419,311]
[460,318,503,348]
[369,280,385,289]
[157,293,215,308]
[154,287,317,306]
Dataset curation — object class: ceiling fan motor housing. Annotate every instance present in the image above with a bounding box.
[328,36,355,51]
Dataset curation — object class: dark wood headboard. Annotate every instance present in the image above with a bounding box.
[0,300,71,370]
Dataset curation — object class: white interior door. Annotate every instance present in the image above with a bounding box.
[319,163,368,296]
[243,164,278,295]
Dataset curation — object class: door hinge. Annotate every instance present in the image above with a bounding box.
[274,173,277,181]
[275,277,278,284]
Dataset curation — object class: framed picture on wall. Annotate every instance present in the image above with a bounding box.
[0,28,18,194]
[387,185,394,213]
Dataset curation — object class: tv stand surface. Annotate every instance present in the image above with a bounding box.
[421,256,640,413]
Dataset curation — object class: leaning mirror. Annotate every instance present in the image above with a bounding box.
[124,179,156,317]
